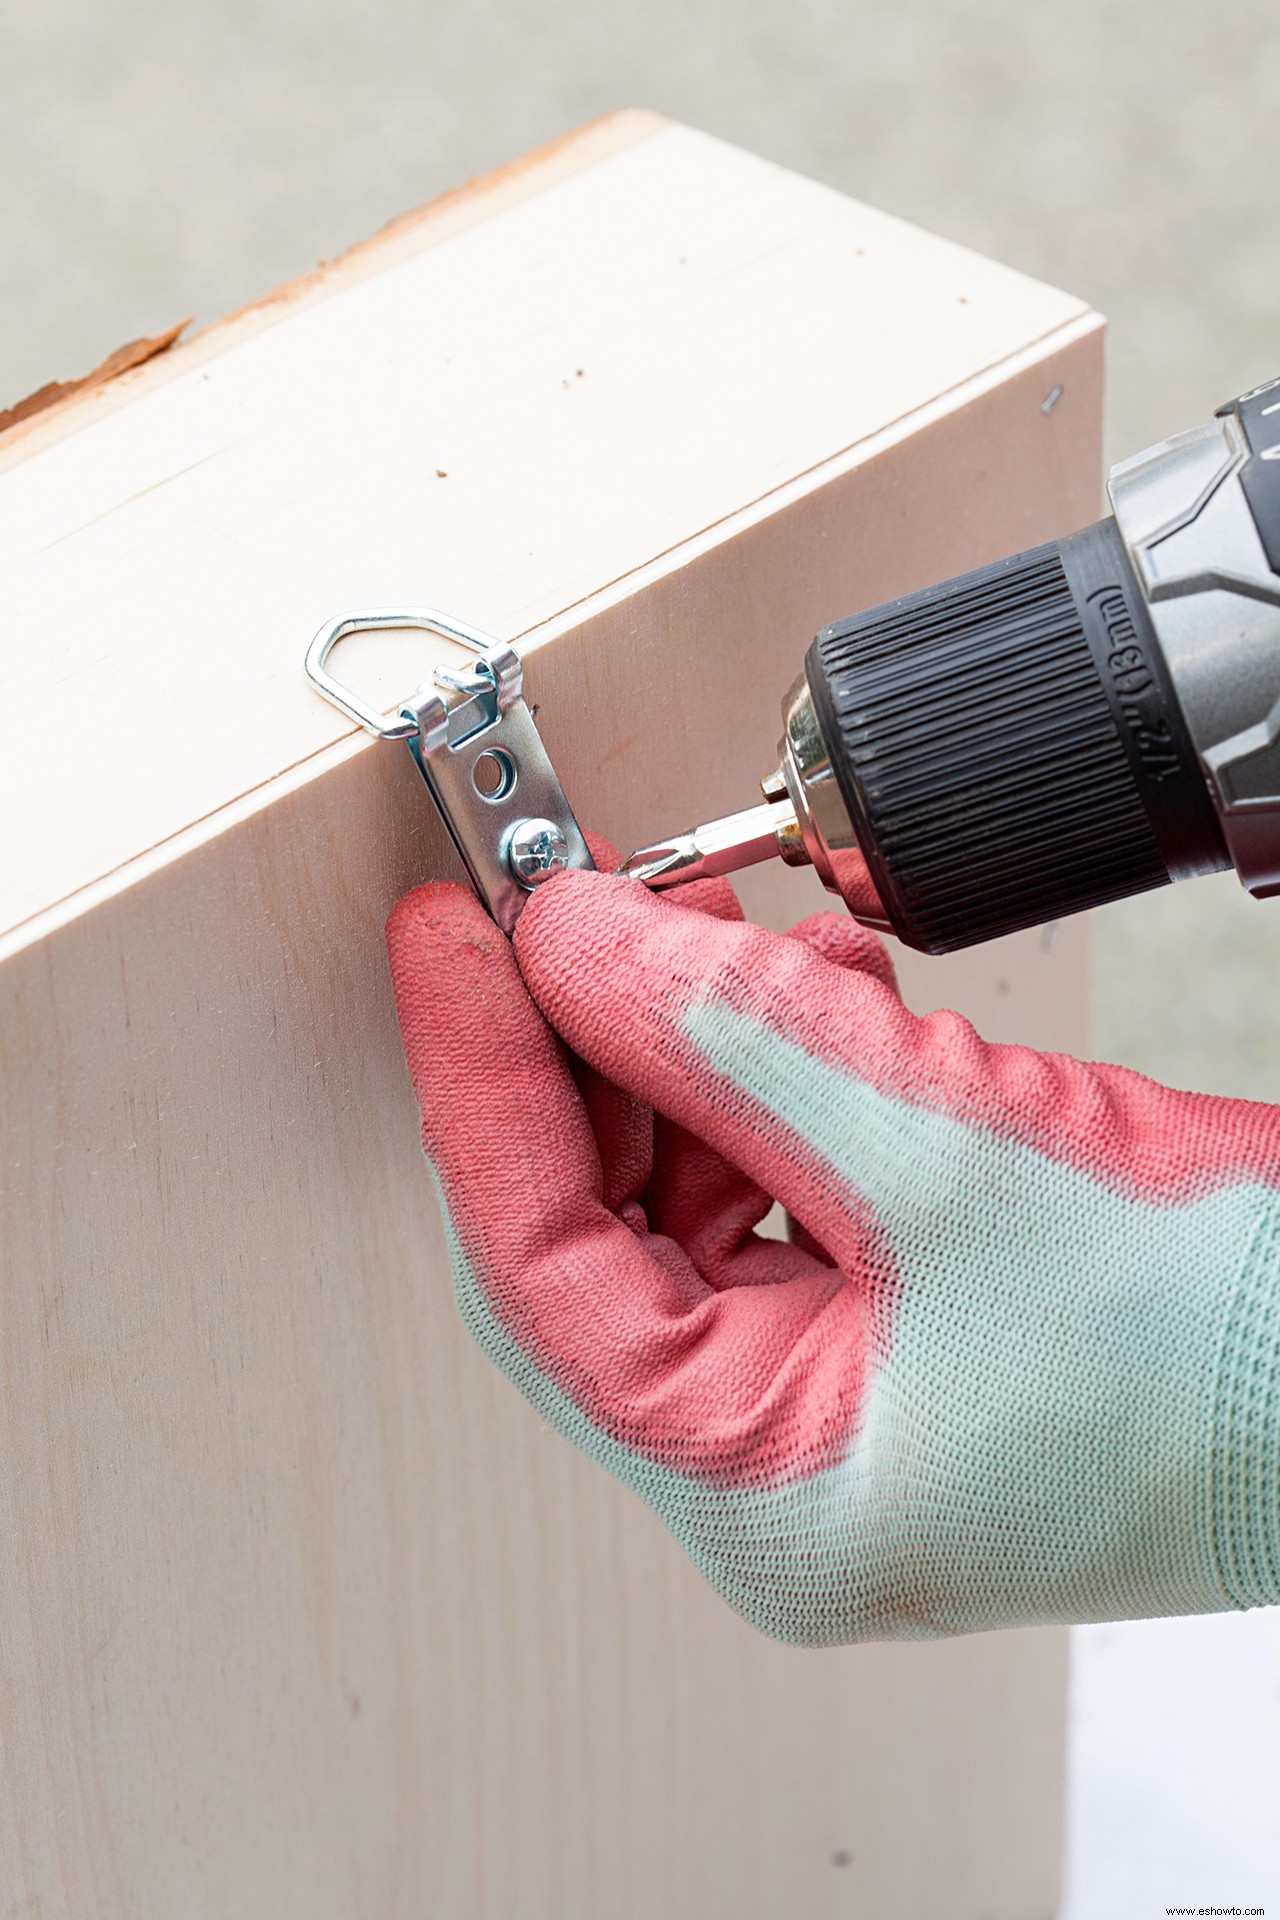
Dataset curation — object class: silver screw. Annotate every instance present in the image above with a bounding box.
[504,817,571,888]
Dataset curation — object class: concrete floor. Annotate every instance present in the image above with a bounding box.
[5,0,1280,1908]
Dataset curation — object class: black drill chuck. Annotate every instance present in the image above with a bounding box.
[622,381,1280,952]
[803,518,1229,953]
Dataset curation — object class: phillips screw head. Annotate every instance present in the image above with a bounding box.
[504,817,571,888]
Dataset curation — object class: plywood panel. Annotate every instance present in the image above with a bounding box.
[0,115,1094,953]
[0,113,1102,1917]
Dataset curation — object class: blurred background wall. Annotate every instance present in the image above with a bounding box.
[5,1,1279,1912]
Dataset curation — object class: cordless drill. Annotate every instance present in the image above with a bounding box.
[620,380,1280,953]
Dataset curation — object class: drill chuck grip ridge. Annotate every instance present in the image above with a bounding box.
[803,520,1226,954]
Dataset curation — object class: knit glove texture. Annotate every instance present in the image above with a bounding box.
[386,855,1280,1646]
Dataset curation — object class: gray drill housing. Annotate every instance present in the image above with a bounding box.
[766,379,1280,952]
[1111,377,1280,900]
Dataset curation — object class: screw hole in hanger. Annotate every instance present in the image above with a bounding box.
[472,748,518,801]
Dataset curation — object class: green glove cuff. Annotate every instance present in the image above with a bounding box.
[1212,1224,1280,1609]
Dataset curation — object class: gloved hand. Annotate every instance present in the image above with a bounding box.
[386,853,1280,1646]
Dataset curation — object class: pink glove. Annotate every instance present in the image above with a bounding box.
[387,853,1280,1645]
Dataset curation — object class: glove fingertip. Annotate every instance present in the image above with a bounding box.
[585,830,741,922]
[788,912,900,994]
[514,864,631,960]
[386,879,506,972]
[667,874,745,923]
[583,827,623,873]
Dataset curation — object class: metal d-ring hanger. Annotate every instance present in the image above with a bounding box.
[305,607,594,934]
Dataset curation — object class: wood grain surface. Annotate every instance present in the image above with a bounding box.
[0,112,1102,1917]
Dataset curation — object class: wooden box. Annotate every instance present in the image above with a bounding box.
[0,111,1102,1918]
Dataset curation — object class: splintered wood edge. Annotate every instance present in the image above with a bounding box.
[0,108,667,473]
[0,319,193,436]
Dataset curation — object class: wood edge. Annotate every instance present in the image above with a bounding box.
[0,309,1104,967]
[0,108,668,472]
[0,319,193,436]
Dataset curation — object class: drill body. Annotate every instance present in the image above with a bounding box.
[624,379,1280,954]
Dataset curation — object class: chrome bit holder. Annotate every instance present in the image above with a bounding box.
[305,607,594,934]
